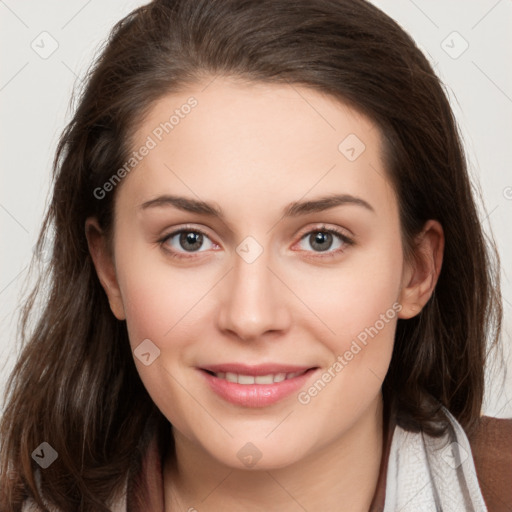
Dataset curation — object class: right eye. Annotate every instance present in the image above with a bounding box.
[159,226,218,260]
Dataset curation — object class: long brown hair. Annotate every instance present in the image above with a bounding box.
[0,0,503,510]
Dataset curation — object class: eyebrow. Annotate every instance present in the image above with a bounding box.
[140,193,375,217]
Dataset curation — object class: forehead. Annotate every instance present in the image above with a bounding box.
[118,77,396,221]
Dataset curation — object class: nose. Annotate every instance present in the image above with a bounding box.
[216,247,291,342]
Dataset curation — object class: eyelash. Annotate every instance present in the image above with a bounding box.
[158,224,354,261]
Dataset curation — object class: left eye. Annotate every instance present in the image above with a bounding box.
[161,228,216,258]
[159,225,353,259]
[295,226,353,257]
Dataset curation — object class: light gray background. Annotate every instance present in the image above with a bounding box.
[1,0,511,416]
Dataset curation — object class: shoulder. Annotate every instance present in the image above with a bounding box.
[466,415,512,512]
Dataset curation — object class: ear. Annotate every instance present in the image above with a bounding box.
[85,217,126,320]
[398,219,444,319]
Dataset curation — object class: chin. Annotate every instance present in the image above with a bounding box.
[202,438,309,471]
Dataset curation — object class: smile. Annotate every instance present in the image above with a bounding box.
[198,364,318,407]
[209,370,308,384]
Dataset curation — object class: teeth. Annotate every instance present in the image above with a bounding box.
[225,372,237,383]
[213,371,305,384]
[238,374,255,384]
[255,375,273,384]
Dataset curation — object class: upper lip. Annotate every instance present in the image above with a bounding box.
[199,363,317,376]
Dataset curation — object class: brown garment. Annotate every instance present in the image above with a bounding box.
[466,416,512,511]
[127,412,512,512]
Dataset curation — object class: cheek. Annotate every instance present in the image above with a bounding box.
[291,241,403,418]
[113,234,204,348]
[294,237,403,353]
[114,248,210,432]
[293,259,401,427]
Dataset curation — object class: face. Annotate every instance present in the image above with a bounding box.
[88,76,432,470]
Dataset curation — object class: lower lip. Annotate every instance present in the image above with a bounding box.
[199,368,318,408]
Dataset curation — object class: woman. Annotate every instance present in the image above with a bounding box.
[1,0,510,510]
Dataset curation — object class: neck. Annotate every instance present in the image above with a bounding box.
[164,394,384,512]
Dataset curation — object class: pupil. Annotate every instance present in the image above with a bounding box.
[312,232,331,252]
[181,232,202,251]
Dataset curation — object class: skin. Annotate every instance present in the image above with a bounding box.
[86,76,444,511]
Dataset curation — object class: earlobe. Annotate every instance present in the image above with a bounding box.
[85,218,126,320]
[398,220,444,319]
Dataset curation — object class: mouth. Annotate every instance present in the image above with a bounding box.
[202,369,310,384]
[198,364,319,407]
